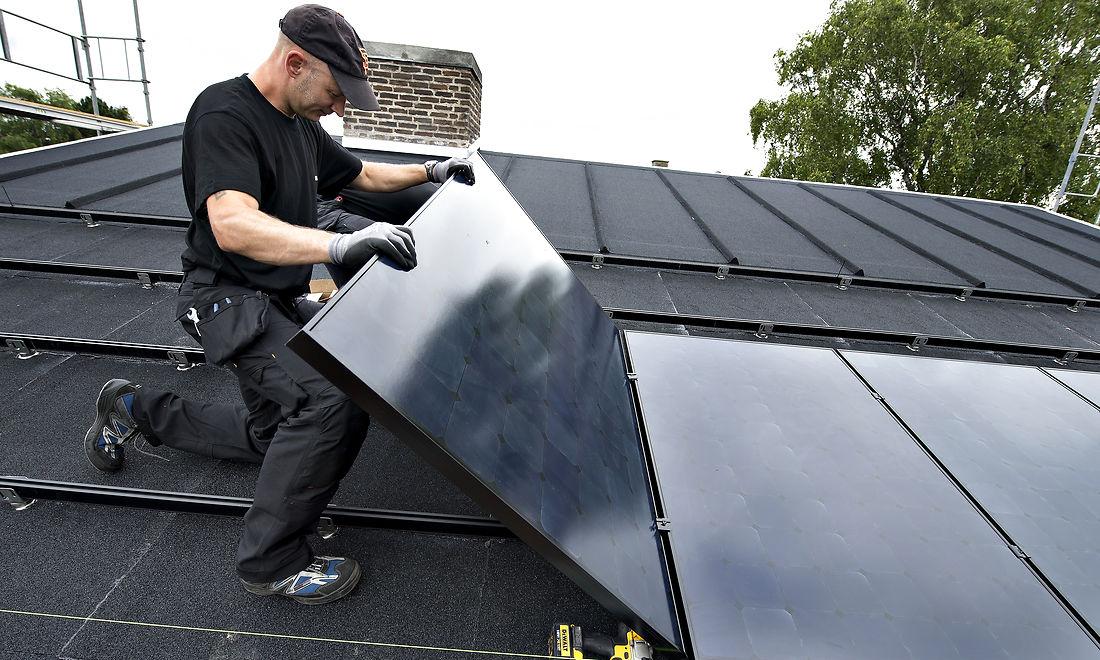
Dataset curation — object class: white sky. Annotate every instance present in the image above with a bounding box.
[0,0,833,175]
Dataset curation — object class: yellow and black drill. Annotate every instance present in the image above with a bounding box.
[549,623,652,660]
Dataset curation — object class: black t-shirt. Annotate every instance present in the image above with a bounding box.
[181,75,362,295]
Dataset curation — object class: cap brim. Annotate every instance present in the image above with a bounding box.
[332,68,380,111]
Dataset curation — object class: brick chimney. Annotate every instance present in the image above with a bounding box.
[343,41,482,149]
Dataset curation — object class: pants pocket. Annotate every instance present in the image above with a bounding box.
[181,292,270,365]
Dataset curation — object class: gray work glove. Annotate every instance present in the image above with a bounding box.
[328,222,416,270]
[425,157,475,185]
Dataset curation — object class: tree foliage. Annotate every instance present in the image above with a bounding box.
[0,84,132,156]
[750,0,1100,222]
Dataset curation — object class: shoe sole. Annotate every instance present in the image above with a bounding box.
[84,379,127,473]
[242,561,362,605]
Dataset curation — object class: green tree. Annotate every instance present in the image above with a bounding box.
[750,0,1100,222]
[0,84,132,155]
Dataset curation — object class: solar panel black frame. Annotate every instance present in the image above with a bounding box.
[288,154,682,651]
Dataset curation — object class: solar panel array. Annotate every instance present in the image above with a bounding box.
[292,155,680,649]
[627,332,1100,659]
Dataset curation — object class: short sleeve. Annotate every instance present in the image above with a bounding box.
[315,129,364,196]
[190,112,263,211]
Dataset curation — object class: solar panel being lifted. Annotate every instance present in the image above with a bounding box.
[289,154,680,650]
[843,351,1100,641]
[625,332,1098,660]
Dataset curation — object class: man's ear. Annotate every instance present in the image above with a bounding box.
[285,49,308,78]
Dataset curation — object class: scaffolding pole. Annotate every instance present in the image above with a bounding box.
[132,0,152,125]
[1053,77,1100,213]
[75,0,101,135]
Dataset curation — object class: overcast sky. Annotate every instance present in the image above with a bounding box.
[0,0,833,174]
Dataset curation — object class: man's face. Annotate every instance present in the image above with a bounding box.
[289,59,347,120]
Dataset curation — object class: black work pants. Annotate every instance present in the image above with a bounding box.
[131,282,370,582]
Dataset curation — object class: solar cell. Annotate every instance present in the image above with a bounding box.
[626,332,1098,659]
[289,154,680,649]
[843,351,1100,640]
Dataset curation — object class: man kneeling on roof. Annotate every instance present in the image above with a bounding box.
[82,4,474,605]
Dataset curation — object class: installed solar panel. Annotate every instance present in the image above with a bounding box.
[626,332,1097,660]
[1047,368,1100,409]
[290,154,680,649]
[844,351,1100,641]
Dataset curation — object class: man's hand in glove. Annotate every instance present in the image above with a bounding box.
[425,157,475,185]
[328,222,416,270]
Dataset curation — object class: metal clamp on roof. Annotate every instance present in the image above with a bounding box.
[1068,300,1087,313]
[317,516,338,540]
[167,350,195,371]
[5,338,38,359]
[79,212,99,228]
[907,336,929,352]
[755,322,773,339]
[652,518,671,532]
[837,276,853,291]
[0,487,36,511]
[715,265,729,280]
[137,272,153,289]
[1054,351,1079,366]
[955,287,974,302]
[591,254,605,270]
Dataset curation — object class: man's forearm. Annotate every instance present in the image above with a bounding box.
[350,162,429,192]
[213,206,334,265]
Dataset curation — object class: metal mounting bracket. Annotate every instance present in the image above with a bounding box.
[715,265,729,280]
[591,254,605,270]
[137,272,153,289]
[907,336,929,352]
[1054,351,1079,366]
[1008,543,1030,560]
[653,518,671,532]
[5,338,38,359]
[79,212,100,228]
[955,288,974,302]
[625,372,638,382]
[166,351,195,371]
[317,516,338,540]
[755,322,774,339]
[1,487,36,511]
[836,276,853,291]
[1068,300,1087,313]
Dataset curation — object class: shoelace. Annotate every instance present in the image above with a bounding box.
[133,437,171,463]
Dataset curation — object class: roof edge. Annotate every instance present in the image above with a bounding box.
[0,122,165,161]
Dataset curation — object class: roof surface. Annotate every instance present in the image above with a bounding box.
[2,124,1100,658]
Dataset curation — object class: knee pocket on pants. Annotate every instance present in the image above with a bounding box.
[237,359,310,419]
[284,401,370,503]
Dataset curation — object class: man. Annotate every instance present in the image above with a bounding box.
[81,4,474,605]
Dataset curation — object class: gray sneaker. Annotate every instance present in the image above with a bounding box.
[84,379,141,472]
[241,556,362,605]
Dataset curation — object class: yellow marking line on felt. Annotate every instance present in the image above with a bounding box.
[0,608,552,658]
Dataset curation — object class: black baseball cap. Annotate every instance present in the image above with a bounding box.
[279,4,380,111]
